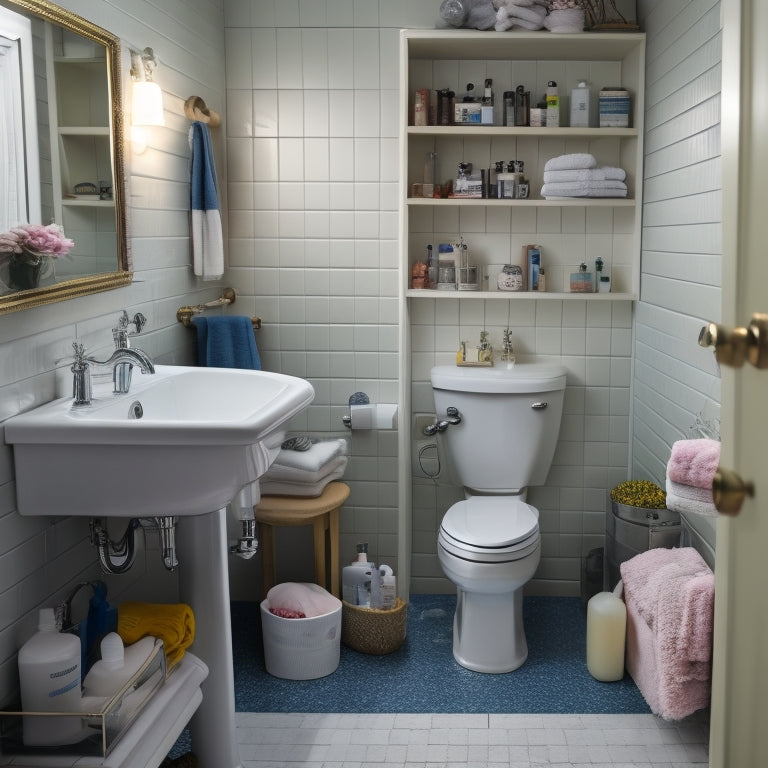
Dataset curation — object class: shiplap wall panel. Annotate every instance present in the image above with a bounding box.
[633,2,722,533]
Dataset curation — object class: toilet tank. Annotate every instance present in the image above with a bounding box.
[430,364,567,493]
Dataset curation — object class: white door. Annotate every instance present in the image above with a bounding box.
[708,0,768,765]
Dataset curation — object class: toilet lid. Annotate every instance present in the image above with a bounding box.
[440,497,539,549]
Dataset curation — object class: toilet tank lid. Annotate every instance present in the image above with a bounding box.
[431,364,567,393]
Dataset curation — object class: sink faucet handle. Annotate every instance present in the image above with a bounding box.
[71,342,92,406]
[113,311,147,348]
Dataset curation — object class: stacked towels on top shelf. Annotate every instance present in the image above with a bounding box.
[541,153,628,199]
[665,438,720,517]
[260,437,348,497]
[495,0,549,31]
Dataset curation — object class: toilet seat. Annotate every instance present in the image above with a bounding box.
[439,497,540,563]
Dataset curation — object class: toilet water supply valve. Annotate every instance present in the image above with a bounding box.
[423,407,462,436]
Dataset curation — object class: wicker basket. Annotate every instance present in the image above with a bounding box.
[341,598,407,655]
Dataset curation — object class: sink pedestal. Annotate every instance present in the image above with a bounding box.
[177,508,241,768]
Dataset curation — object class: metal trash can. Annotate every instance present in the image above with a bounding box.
[604,502,681,591]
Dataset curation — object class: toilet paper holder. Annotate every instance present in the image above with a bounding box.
[342,392,398,430]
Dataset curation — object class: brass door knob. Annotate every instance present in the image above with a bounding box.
[712,466,755,516]
[699,313,768,369]
[698,322,749,367]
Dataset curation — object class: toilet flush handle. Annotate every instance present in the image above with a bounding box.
[423,407,462,435]
[531,402,549,410]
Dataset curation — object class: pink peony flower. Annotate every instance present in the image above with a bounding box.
[0,223,74,258]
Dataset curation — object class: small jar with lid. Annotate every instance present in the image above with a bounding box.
[498,264,523,291]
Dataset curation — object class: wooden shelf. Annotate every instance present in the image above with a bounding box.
[406,289,636,301]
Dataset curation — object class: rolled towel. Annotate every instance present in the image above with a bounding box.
[270,438,347,472]
[544,153,597,172]
[541,180,627,198]
[118,602,195,669]
[667,438,720,489]
[267,582,341,619]
[543,167,627,184]
[262,455,348,485]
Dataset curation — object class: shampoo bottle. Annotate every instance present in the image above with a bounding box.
[546,81,560,127]
[18,608,84,746]
[82,633,157,699]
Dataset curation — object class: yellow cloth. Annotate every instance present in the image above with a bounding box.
[118,602,195,669]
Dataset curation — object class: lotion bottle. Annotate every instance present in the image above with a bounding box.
[342,543,375,606]
[82,633,156,699]
[18,608,84,746]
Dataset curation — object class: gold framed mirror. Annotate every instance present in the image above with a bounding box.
[0,0,129,315]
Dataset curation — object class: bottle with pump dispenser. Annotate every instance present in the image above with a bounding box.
[342,543,375,606]
[18,608,85,746]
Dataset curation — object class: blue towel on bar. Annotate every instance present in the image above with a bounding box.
[193,316,261,370]
[189,121,224,280]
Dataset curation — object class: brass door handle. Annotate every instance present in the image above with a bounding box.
[699,313,768,368]
[712,466,755,516]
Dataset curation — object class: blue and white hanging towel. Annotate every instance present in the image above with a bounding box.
[189,120,224,280]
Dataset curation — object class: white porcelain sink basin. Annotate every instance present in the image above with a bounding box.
[4,365,314,518]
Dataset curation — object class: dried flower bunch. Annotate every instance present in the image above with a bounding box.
[610,480,667,510]
[0,223,75,260]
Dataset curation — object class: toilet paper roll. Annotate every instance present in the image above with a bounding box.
[348,403,398,430]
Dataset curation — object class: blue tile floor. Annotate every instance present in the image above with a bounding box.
[231,595,650,715]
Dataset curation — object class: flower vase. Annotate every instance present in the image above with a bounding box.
[9,254,44,290]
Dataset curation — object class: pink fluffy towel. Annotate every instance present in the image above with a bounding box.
[667,439,720,489]
[620,547,714,720]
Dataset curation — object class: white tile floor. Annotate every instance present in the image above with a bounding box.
[236,711,710,767]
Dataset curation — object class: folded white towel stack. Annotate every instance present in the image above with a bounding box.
[544,153,597,172]
[261,438,348,497]
[541,180,628,198]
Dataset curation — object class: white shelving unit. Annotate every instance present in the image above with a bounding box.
[395,29,646,595]
[398,29,646,301]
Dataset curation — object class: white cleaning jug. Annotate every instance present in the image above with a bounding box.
[82,633,157,698]
[586,581,627,681]
[18,608,84,746]
[342,543,375,606]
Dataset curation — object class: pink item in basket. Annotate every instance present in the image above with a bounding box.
[667,438,720,489]
[266,582,341,619]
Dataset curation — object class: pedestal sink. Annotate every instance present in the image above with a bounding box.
[4,365,315,768]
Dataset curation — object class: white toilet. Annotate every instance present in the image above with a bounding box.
[430,363,567,673]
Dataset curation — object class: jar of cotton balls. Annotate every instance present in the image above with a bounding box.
[545,0,586,33]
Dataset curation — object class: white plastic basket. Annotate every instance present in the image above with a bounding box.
[260,600,341,680]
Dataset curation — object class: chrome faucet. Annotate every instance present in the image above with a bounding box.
[70,342,155,406]
[112,310,148,393]
[90,347,155,394]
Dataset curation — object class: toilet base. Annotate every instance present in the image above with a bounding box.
[452,587,527,673]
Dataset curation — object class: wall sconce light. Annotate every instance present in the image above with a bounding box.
[130,47,164,153]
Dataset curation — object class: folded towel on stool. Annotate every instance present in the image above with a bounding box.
[260,463,347,498]
[270,438,347,472]
[118,602,195,669]
[263,455,348,485]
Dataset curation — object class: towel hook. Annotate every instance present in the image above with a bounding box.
[184,95,221,127]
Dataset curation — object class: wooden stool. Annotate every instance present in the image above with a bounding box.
[256,481,350,599]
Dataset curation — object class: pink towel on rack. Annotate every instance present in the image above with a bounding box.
[667,439,720,489]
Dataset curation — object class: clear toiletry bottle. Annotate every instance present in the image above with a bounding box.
[514,85,530,126]
[594,256,604,292]
[426,244,437,288]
